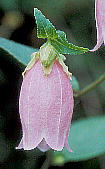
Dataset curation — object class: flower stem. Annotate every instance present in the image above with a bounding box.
[74,73,105,97]
[40,151,52,169]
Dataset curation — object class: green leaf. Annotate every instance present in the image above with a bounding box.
[0,37,37,66]
[53,115,105,163]
[34,9,89,55]
[34,8,58,39]
[71,76,80,91]
[50,30,89,55]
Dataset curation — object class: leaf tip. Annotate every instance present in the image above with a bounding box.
[82,47,89,53]
[34,8,39,16]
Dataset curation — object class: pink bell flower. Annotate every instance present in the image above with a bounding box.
[17,60,74,152]
[91,0,105,51]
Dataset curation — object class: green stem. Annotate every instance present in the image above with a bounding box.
[40,151,52,169]
[74,73,105,97]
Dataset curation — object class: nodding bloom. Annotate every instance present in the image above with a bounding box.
[17,43,74,152]
[91,0,105,51]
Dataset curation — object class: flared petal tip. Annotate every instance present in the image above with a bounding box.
[37,139,51,152]
[16,146,36,151]
[90,46,99,52]
[65,139,73,152]
[16,139,37,151]
[37,147,50,152]
[90,40,103,52]
[89,49,96,52]
[66,146,73,153]
[16,140,24,150]
[90,47,98,52]
[16,147,23,150]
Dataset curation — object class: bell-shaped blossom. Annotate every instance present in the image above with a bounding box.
[91,0,105,51]
[17,60,74,152]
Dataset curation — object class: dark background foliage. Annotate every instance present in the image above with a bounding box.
[0,0,105,168]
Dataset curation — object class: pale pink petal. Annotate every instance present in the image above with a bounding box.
[64,125,73,152]
[90,39,103,52]
[17,60,74,151]
[16,138,23,149]
[102,26,105,44]
[91,0,105,51]
[37,139,51,152]
[44,62,74,151]
[17,61,49,150]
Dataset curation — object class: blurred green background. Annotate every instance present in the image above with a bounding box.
[0,0,105,169]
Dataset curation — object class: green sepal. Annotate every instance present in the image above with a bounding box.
[57,54,72,78]
[50,30,89,55]
[34,8,58,39]
[39,42,58,68]
[22,52,40,77]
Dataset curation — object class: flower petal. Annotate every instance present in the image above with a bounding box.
[64,125,73,152]
[18,61,49,150]
[37,139,51,152]
[44,62,74,151]
[17,60,74,151]
[91,0,105,51]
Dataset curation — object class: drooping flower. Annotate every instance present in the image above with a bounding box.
[17,43,74,152]
[91,0,105,51]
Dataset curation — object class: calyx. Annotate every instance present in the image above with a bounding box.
[22,42,72,78]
